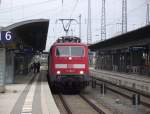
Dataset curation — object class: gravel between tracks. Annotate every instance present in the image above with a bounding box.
[81,85,150,114]
[53,94,102,114]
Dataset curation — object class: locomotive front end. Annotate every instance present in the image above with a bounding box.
[48,36,89,92]
[53,45,89,90]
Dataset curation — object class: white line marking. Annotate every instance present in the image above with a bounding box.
[21,74,39,114]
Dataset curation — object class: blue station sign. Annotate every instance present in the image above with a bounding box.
[0,31,13,43]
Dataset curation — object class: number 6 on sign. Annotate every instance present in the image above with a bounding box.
[5,31,12,40]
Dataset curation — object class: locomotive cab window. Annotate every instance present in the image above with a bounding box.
[71,47,84,56]
[56,46,69,56]
[56,46,84,57]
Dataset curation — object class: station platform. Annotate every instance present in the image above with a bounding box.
[90,67,150,94]
[0,71,60,114]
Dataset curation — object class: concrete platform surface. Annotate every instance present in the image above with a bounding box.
[90,68,150,94]
[0,71,60,114]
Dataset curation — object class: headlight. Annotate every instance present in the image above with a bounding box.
[69,57,72,60]
[57,71,61,74]
[80,71,84,74]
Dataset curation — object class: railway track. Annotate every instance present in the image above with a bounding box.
[53,94,106,114]
[90,69,150,97]
[90,70,150,108]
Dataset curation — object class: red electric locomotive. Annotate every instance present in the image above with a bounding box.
[47,36,89,93]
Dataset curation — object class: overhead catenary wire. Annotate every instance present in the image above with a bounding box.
[69,0,79,19]
[0,0,145,43]
[54,0,79,36]
[0,0,76,23]
[1,0,145,26]
[0,0,51,13]
[6,6,61,22]
[104,1,147,33]
[0,1,147,22]
[0,0,81,24]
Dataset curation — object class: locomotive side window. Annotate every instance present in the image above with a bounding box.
[56,46,84,57]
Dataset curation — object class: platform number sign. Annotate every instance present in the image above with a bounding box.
[0,31,13,43]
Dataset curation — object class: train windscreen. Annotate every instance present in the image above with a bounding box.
[56,46,84,57]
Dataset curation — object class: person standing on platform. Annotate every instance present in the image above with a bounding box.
[33,62,37,73]
[30,63,33,72]
[37,61,41,73]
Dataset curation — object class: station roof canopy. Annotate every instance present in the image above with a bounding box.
[2,19,49,52]
[89,25,150,51]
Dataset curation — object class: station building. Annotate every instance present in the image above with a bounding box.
[89,25,150,75]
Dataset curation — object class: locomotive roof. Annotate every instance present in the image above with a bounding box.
[56,36,81,43]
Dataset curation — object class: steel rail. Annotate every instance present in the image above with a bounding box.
[106,85,150,108]
[91,72,150,98]
[58,94,73,114]
[91,76,150,108]
[79,94,106,114]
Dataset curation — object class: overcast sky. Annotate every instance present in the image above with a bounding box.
[0,0,149,51]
